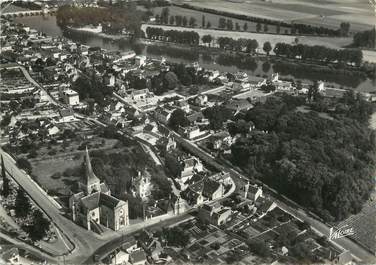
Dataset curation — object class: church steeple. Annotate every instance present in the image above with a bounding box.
[79,147,101,194]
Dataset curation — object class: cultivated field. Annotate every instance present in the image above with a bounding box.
[173,0,375,32]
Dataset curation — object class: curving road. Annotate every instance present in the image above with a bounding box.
[0,148,106,264]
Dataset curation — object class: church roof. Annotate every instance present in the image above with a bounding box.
[99,193,124,209]
[82,147,101,187]
[81,192,100,211]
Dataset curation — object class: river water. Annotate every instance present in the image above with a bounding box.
[15,15,375,92]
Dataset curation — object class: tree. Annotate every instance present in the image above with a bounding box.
[276,23,281,34]
[15,188,31,218]
[163,71,178,90]
[206,21,211,28]
[168,109,189,131]
[16,158,32,174]
[263,41,272,55]
[201,15,205,28]
[235,22,240,31]
[1,155,10,198]
[203,105,233,130]
[263,23,268,32]
[161,227,190,247]
[189,17,196,27]
[308,80,320,102]
[202,34,213,46]
[160,7,169,24]
[169,15,175,25]
[25,209,50,242]
[218,17,226,29]
[243,22,248,31]
[256,22,262,32]
[226,19,233,30]
[182,16,188,27]
[340,22,350,37]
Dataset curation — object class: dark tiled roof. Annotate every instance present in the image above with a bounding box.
[81,192,100,210]
[100,193,123,209]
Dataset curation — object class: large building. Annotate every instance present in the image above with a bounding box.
[69,148,129,232]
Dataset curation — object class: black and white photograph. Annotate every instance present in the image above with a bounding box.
[0,0,375,264]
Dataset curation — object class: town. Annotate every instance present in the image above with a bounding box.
[0,0,376,265]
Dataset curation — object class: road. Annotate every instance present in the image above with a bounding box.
[0,149,106,264]
[84,213,195,263]
[19,66,61,107]
[165,127,376,263]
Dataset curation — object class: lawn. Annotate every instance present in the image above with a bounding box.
[31,155,82,196]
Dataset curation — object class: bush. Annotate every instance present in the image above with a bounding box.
[16,158,32,174]
[51,172,62,180]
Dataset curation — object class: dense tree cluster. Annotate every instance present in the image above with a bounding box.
[15,187,31,218]
[145,27,200,45]
[272,61,367,88]
[56,5,146,36]
[217,37,259,53]
[168,109,189,131]
[176,3,342,36]
[203,105,233,130]
[24,209,50,242]
[72,76,112,106]
[353,29,376,49]
[230,93,375,221]
[159,226,190,247]
[273,43,363,66]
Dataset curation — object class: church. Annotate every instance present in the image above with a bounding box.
[69,148,129,232]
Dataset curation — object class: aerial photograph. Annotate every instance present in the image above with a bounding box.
[0,0,375,264]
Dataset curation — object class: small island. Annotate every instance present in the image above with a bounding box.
[56,4,150,37]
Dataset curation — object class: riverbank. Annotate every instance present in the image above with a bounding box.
[141,23,352,50]
[66,26,129,41]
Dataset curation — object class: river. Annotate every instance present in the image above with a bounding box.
[15,15,376,92]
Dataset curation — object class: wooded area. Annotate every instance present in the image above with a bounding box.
[230,92,375,221]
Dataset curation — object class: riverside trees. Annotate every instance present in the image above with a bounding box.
[145,27,200,45]
[273,43,363,66]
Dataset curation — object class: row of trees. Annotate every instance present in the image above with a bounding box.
[216,37,259,53]
[156,7,199,28]
[145,27,200,45]
[273,43,363,66]
[177,3,345,36]
[230,93,375,221]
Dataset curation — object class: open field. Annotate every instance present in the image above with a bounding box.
[142,24,353,50]
[173,0,375,32]
[31,155,81,195]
